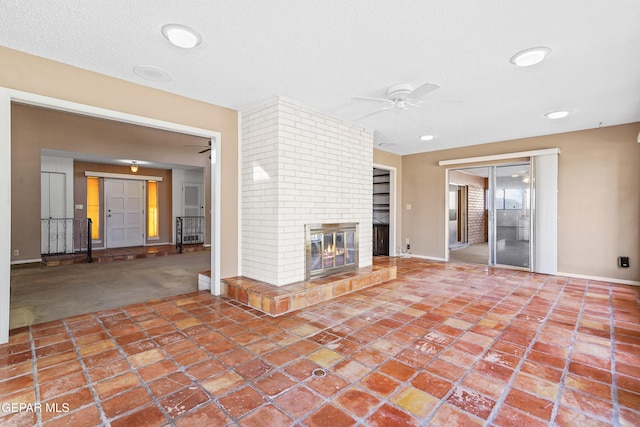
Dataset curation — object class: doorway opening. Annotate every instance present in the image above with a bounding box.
[448,162,531,270]
[448,169,489,264]
[372,167,391,256]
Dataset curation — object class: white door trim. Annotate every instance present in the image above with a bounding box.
[0,87,223,344]
[85,171,163,181]
[438,148,560,167]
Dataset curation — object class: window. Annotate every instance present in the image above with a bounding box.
[87,177,100,239]
[495,188,524,210]
[147,181,159,238]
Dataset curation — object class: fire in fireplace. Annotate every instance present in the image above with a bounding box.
[305,223,358,280]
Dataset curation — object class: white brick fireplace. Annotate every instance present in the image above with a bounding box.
[241,97,373,286]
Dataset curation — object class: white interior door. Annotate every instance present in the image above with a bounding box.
[105,179,144,248]
[41,172,67,253]
[183,183,203,217]
[182,182,204,243]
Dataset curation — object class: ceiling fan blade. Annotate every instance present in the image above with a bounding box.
[407,82,440,99]
[198,148,212,154]
[352,105,395,122]
[352,96,394,105]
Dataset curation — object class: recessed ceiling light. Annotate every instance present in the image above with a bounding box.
[545,110,570,119]
[133,65,172,82]
[510,47,552,67]
[419,135,435,141]
[161,24,202,49]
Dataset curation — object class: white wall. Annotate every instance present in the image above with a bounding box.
[242,97,373,286]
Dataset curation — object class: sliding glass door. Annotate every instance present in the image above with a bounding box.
[489,163,532,268]
[447,150,557,273]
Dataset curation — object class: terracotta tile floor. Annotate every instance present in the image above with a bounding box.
[1,258,639,426]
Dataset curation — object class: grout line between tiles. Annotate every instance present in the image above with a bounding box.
[28,326,43,426]
[62,317,110,427]
[95,308,178,426]
[485,275,567,426]
[547,279,593,425]
[608,284,621,427]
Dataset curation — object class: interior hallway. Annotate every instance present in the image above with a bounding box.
[1,258,639,426]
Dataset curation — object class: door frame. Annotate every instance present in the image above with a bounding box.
[0,87,222,344]
[441,148,559,268]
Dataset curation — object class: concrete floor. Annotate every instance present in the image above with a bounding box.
[450,242,490,264]
[9,251,210,329]
[450,241,530,268]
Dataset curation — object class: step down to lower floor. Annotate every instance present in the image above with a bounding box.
[200,261,397,316]
[41,244,206,266]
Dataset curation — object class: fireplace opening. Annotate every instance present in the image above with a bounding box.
[306,223,358,280]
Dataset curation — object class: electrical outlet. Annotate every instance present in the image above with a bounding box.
[407,244,410,250]
[13,249,19,256]
[619,256,630,268]
[405,238,410,245]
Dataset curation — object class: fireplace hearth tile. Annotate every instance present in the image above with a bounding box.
[226,284,238,300]
[307,289,322,306]
[273,296,291,316]
[321,285,334,302]
[220,260,397,316]
[291,293,307,311]
[237,288,249,305]
[248,291,262,310]
[334,279,351,297]
[261,296,274,315]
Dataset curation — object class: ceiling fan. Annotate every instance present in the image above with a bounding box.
[185,139,212,154]
[352,82,440,121]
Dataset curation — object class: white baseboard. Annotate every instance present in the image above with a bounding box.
[11,258,42,265]
[411,254,447,262]
[557,271,640,286]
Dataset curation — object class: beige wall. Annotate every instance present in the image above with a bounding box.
[1,47,239,278]
[373,148,403,252]
[402,123,640,282]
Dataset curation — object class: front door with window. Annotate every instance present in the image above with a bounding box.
[105,179,144,248]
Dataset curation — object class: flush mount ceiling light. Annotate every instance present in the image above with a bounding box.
[130,161,139,173]
[133,65,172,82]
[510,47,552,67]
[545,110,570,119]
[162,24,202,48]
[419,134,435,141]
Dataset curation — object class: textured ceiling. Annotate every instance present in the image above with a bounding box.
[1,0,639,155]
